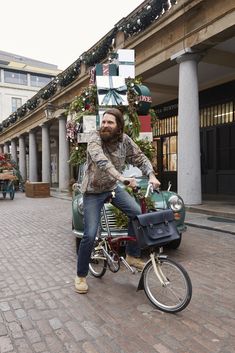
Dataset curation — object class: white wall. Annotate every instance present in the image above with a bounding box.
[0,83,39,122]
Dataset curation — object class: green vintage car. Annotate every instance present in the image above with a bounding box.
[72,164,186,252]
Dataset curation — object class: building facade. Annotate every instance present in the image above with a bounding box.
[0,50,61,122]
[153,80,235,196]
[0,0,234,204]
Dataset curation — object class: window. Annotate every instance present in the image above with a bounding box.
[4,70,27,85]
[162,136,177,171]
[153,115,177,137]
[200,101,234,127]
[30,74,52,87]
[12,97,22,112]
[153,101,234,138]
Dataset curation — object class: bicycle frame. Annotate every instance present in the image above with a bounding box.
[90,186,192,313]
[100,205,137,273]
[100,185,165,280]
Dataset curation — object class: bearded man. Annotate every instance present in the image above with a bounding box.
[75,108,160,294]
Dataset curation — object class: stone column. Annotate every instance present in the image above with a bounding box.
[11,138,18,163]
[19,136,27,181]
[3,143,9,154]
[176,53,202,205]
[29,130,38,182]
[41,123,51,183]
[58,116,70,191]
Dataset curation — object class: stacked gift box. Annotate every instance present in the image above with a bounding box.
[95,63,118,77]
[116,49,135,79]
[77,48,153,143]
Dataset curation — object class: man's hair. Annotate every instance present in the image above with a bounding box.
[103,108,124,135]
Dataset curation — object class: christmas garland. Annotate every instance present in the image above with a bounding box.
[0,0,176,133]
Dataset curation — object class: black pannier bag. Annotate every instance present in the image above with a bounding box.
[132,209,180,249]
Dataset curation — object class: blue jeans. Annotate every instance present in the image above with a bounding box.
[77,185,141,277]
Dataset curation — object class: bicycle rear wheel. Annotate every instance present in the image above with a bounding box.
[143,257,192,313]
[89,248,107,278]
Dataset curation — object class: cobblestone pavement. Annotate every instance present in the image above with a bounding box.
[0,192,235,353]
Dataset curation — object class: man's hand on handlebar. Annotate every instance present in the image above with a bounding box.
[119,173,161,191]
[119,176,138,189]
[148,172,161,190]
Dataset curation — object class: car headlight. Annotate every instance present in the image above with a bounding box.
[77,198,84,215]
[168,195,183,212]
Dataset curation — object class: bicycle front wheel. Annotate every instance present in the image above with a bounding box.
[89,248,107,278]
[143,257,192,313]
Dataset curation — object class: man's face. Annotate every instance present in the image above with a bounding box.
[99,113,119,142]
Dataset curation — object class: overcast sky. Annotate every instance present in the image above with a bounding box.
[1,0,144,70]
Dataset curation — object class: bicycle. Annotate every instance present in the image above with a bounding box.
[89,184,192,313]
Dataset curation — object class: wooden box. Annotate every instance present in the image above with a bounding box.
[25,182,50,198]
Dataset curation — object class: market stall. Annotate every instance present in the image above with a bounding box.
[0,153,17,200]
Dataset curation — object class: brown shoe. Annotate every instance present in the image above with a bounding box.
[75,276,88,294]
[126,255,145,271]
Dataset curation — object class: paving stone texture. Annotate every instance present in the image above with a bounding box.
[0,192,234,353]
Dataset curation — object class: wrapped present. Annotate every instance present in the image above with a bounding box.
[97,109,106,127]
[139,115,151,133]
[117,49,135,78]
[96,76,128,106]
[77,132,92,143]
[138,132,153,142]
[96,63,118,77]
[89,66,96,85]
[83,115,99,133]
[138,115,153,141]
[134,84,152,115]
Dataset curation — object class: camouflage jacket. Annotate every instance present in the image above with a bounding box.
[81,131,154,194]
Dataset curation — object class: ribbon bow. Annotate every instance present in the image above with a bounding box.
[98,77,127,106]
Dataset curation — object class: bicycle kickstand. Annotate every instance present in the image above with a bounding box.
[120,256,136,274]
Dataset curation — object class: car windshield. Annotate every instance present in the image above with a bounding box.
[77,164,143,184]
[122,165,143,178]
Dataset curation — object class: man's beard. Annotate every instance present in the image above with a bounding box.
[99,126,121,143]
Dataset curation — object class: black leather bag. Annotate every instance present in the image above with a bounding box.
[132,209,180,249]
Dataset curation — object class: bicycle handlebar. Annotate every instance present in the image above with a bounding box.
[123,179,160,197]
[145,183,153,198]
